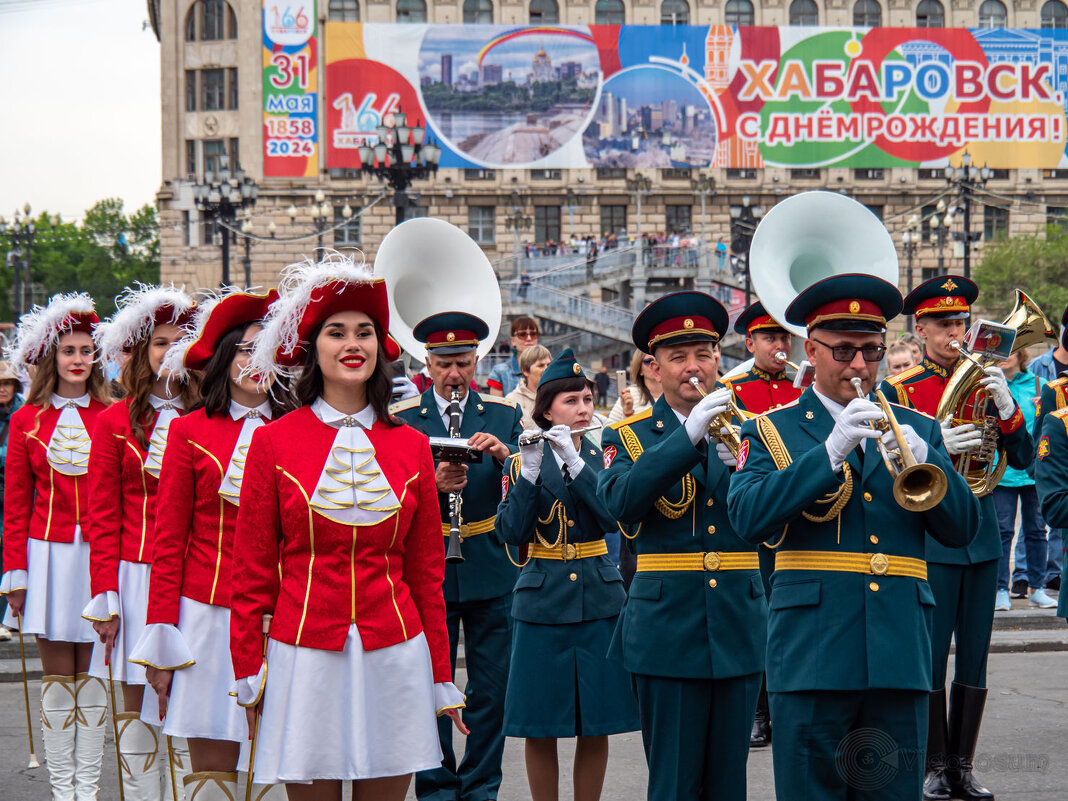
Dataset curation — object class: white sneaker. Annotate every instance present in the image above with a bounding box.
[1029,588,1058,609]
[994,589,1011,611]
[0,626,12,641]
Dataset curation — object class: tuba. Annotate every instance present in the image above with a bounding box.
[935,290,1058,497]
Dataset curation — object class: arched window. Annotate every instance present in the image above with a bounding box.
[185,0,237,42]
[529,0,559,23]
[595,0,625,24]
[329,0,359,20]
[978,0,1006,26]
[789,0,818,25]
[853,0,881,26]
[916,0,944,27]
[724,0,754,25]
[464,0,492,22]
[1042,0,1068,27]
[661,0,690,24]
[397,0,427,22]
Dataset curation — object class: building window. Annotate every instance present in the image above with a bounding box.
[1044,169,1068,179]
[186,11,196,41]
[661,0,689,24]
[529,0,558,23]
[854,168,884,180]
[203,140,227,176]
[661,168,692,180]
[666,204,692,234]
[789,0,818,25]
[182,211,192,247]
[400,205,429,221]
[185,0,236,41]
[595,0,625,24]
[186,140,197,177]
[333,206,361,245]
[596,166,626,180]
[464,168,497,180]
[916,0,944,27]
[329,0,359,21]
[790,168,820,179]
[920,267,941,282]
[328,168,363,179]
[1046,205,1068,229]
[397,0,427,22]
[531,169,562,180]
[726,167,757,179]
[852,0,880,26]
[1042,0,1068,28]
[468,206,495,244]
[185,70,197,112]
[978,0,1006,26]
[865,204,884,221]
[201,69,225,111]
[920,204,938,241]
[918,168,944,180]
[724,0,754,25]
[983,206,1009,239]
[600,204,627,237]
[463,0,492,22]
[534,206,561,245]
[229,137,240,169]
[228,68,238,111]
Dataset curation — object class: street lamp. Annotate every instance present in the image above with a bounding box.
[901,213,920,326]
[503,191,532,269]
[311,190,331,260]
[625,173,653,310]
[690,173,716,270]
[193,155,258,286]
[927,199,956,276]
[240,214,254,288]
[729,195,764,306]
[0,203,38,317]
[944,151,991,280]
[358,109,441,226]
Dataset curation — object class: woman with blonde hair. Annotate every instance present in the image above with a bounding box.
[606,349,663,424]
[505,344,551,429]
[1,293,111,801]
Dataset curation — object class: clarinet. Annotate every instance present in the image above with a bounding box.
[445,388,465,563]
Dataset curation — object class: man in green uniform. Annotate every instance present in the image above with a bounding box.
[598,291,768,801]
[392,311,523,801]
[880,276,1034,801]
[1035,407,1068,619]
[728,273,980,801]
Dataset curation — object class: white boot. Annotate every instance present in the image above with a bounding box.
[160,736,191,801]
[41,675,78,801]
[116,712,161,801]
[73,673,108,801]
[183,771,238,801]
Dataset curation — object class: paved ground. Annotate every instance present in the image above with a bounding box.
[0,652,1064,800]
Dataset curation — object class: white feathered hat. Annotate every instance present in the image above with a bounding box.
[95,284,196,364]
[6,292,99,372]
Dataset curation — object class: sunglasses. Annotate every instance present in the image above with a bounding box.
[810,337,886,363]
[513,330,539,339]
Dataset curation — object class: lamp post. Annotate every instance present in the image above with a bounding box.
[240,214,254,288]
[0,203,39,317]
[944,151,991,280]
[564,187,577,242]
[504,191,532,270]
[625,172,653,310]
[311,190,331,260]
[193,155,259,286]
[901,213,920,327]
[927,199,956,277]
[690,173,716,270]
[729,195,764,306]
[358,109,440,226]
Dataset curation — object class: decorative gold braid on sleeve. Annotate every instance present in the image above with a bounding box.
[756,416,792,470]
[619,425,643,462]
[509,454,522,483]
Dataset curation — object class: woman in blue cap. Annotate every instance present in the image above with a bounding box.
[495,348,639,801]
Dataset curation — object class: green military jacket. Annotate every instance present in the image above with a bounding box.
[1035,376,1068,441]
[597,395,767,681]
[392,388,522,604]
[495,440,626,625]
[726,388,980,693]
[1036,408,1068,529]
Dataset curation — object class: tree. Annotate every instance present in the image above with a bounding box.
[973,225,1068,327]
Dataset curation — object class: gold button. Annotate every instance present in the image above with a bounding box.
[870,535,879,544]
[563,544,577,561]
[908,386,915,394]
[567,520,575,527]
[708,579,718,588]
[706,498,714,507]
[707,525,716,534]
[869,582,879,592]
[863,492,873,502]
[703,552,721,571]
[569,572,578,581]
[772,383,778,389]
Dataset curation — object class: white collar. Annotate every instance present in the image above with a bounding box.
[51,393,90,409]
[149,394,184,411]
[230,399,272,421]
[812,386,848,421]
[433,389,470,417]
[311,397,376,429]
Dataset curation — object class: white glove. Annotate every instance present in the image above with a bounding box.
[684,387,732,446]
[391,375,419,401]
[940,417,984,456]
[980,366,1016,420]
[519,429,544,483]
[715,438,737,468]
[881,423,928,464]
[542,424,585,477]
[825,397,884,472]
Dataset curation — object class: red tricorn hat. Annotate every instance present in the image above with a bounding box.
[183,290,279,371]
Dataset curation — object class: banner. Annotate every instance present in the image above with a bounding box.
[262,0,318,177]
[323,24,1068,170]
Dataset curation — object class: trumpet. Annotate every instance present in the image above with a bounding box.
[518,420,604,447]
[850,377,948,512]
[688,377,745,458]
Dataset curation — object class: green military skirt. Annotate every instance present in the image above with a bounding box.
[503,615,640,739]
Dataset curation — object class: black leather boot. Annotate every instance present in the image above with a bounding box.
[948,682,995,800]
[750,677,771,748]
[923,688,952,800]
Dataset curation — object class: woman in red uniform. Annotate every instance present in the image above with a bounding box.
[1,293,111,801]
[128,289,288,801]
[83,285,198,801]
[230,256,465,801]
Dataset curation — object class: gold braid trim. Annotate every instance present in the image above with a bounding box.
[535,500,566,548]
[756,415,792,470]
[619,425,643,461]
[654,474,696,519]
[801,463,853,523]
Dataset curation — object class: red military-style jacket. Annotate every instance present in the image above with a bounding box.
[87,399,177,596]
[2,400,107,573]
[229,406,450,684]
[146,408,254,625]
[721,365,802,415]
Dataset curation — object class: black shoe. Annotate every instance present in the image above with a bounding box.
[750,712,771,748]
[1048,575,1061,592]
[923,764,953,800]
[953,760,994,800]
[1010,579,1028,599]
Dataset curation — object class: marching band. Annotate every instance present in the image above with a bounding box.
[0,193,1065,801]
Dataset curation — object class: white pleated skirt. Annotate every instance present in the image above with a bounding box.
[252,626,443,784]
[2,528,95,643]
[88,560,151,686]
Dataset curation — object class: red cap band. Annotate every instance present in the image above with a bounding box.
[648,315,719,349]
[806,298,886,330]
[425,329,479,349]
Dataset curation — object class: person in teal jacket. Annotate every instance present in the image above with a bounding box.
[598,291,767,801]
[391,311,523,801]
[495,348,639,801]
[1035,407,1068,619]
[728,273,980,801]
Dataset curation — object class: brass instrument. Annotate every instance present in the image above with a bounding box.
[445,388,465,564]
[688,377,746,458]
[935,289,1057,497]
[518,420,604,447]
[850,378,948,512]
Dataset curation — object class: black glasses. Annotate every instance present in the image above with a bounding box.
[810,337,886,363]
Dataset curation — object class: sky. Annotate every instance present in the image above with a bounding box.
[0,0,162,222]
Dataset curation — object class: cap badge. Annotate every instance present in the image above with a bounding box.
[446,332,456,342]
[942,279,958,292]
[683,318,694,329]
[849,301,861,314]
[572,363,582,375]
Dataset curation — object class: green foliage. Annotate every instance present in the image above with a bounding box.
[973,225,1068,325]
[0,199,160,323]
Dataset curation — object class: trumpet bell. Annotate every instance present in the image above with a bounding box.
[750,192,899,337]
[893,463,948,513]
[374,217,502,363]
